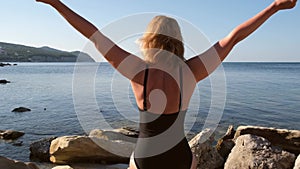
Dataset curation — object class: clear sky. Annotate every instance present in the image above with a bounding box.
[1,0,299,62]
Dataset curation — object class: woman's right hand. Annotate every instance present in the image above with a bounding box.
[274,0,297,10]
[36,0,59,5]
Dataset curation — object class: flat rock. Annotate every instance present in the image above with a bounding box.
[30,137,57,162]
[113,127,139,138]
[49,135,135,164]
[50,164,128,169]
[234,125,300,154]
[189,129,224,169]
[12,107,31,113]
[225,134,296,169]
[35,163,128,169]
[89,128,138,144]
[0,156,39,169]
[52,166,73,169]
[0,130,25,140]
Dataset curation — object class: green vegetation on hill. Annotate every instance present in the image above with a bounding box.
[0,42,94,62]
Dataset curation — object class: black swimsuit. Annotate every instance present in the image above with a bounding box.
[134,66,193,169]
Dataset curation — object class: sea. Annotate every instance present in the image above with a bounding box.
[0,62,300,163]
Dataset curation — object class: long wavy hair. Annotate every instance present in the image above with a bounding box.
[139,15,185,67]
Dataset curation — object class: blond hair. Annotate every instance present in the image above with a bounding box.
[139,15,185,67]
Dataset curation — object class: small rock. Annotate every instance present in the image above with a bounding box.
[12,141,23,146]
[12,107,31,113]
[0,79,10,84]
[224,134,296,169]
[0,63,11,67]
[294,155,300,169]
[0,130,25,140]
[30,137,57,162]
[222,125,236,140]
[0,156,39,169]
[216,125,236,159]
[52,165,73,169]
[189,129,224,169]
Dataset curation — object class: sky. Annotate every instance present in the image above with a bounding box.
[0,0,299,62]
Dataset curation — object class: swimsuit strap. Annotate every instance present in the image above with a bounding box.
[143,65,183,112]
[143,65,149,111]
[178,66,183,112]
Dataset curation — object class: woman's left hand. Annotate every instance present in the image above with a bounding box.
[274,0,297,10]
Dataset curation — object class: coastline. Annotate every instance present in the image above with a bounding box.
[1,125,299,169]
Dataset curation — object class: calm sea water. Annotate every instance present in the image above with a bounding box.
[0,62,300,162]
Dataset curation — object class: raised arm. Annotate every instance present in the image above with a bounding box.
[187,0,297,82]
[36,0,146,83]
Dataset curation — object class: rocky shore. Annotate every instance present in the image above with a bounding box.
[0,125,299,169]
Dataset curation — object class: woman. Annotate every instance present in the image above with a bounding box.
[36,0,297,169]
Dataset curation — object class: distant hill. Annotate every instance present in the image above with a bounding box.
[0,42,94,62]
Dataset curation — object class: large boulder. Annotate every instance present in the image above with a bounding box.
[234,126,300,154]
[224,134,296,169]
[0,130,24,140]
[0,156,39,169]
[30,137,57,162]
[49,135,135,164]
[294,155,300,169]
[189,129,224,169]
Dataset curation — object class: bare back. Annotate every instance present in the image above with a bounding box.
[131,63,197,115]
